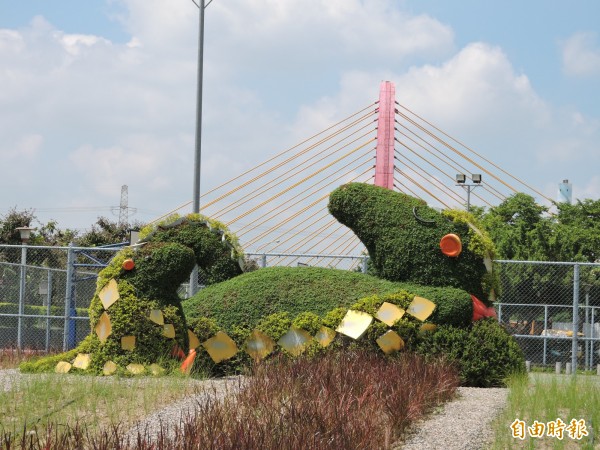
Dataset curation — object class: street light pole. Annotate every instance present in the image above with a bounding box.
[190,0,207,297]
[193,0,205,215]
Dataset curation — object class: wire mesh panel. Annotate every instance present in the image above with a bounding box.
[495,261,600,371]
[245,252,367,272]
[0,244,122,351]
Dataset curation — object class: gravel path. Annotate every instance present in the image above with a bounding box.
[395,387,508,450]
[123,376,245,444]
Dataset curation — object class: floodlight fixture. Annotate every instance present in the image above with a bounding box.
[472,174,482,184]
[455,173,466,184]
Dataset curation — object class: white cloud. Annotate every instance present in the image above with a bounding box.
[1,0,600,232]
[561,31,600,77]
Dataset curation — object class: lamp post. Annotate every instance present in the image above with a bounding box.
[15,226,34,350]
[189,0,209,297]
[455,174,482,212]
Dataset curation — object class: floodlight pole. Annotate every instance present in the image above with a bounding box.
[455,174,482,212]
[190,0,206,297]
[193,0,205,215]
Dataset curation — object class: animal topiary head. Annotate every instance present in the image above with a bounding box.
[328,183,497,302]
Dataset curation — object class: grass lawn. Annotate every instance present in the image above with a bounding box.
[492,372,600,449]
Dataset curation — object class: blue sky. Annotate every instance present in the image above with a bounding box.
[1,0,599,233]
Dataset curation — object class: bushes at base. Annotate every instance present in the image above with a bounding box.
[186,292,523,387]
[416,318,526,387]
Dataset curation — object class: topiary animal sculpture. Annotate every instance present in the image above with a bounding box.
[328,182,498,313]
[20,214,244,374]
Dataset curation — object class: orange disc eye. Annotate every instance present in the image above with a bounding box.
[440,234,462,257]
[122,258,135,271]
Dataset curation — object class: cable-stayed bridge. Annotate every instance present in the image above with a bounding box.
[152,81,550,270]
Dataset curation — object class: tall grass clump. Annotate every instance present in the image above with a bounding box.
[492,373,600,449]
[171,351,460,449]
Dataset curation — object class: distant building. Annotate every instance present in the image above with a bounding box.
[558,179,572,204]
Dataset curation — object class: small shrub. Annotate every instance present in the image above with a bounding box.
[417,318,526,387]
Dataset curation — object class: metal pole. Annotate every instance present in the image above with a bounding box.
[362,256,368,274]
[193,0,205,214]
[586,288,590,370]
[63,243,75,351]
[17,244,27,350]
[543,305,548,366]
[190,0,206,297]
[592,307,596,369]
[572,263,580,375]
[45,270,52,353]
[466,185,472,212]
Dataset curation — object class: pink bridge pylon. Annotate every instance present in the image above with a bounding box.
[374,81,396,190]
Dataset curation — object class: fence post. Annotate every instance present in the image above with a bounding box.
[591,307,596,370]
[45,270,52,353]
[572,263,580,375]
[362,256,368,274]
[543,304,548,366]
[63,243,75,351]
[261,254,267,268]
[17,243,27,350]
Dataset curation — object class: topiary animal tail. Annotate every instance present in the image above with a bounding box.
[21,214,244,374]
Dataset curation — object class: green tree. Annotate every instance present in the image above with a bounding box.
[553,199,600,263]
[482,193,552,261]
[74,217,144,247]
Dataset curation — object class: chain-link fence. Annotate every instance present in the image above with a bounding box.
[0,244,122,352]
[244,252,368,272]
[3,243,599,372]
[495,260,600,371]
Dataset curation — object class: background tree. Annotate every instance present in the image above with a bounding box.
[74,217,144,247]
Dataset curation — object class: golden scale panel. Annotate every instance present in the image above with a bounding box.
[103,361,117,376]
[277,326,312,357]
[376,302,405,327]
[127,364,145,375]
[202,331,238,363]
[95,312,112,343]
[407,296,436,321]
[55,361,72,374]
[419,323,437,333]
[376,330,405,354]
[188,329,201,349]
[314,326,336,347]
[73,353,91,370]
[121,335,136,351]
[336,310,373,340]
[163,324,176,339]
[98,279,119,310]
[245,329,275,360]
[149,309,164,326]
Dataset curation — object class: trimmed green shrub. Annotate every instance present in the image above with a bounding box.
[140,214,243,285]
[183,267,474,330]
[328,183,497,302]
[416,318,526,387]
